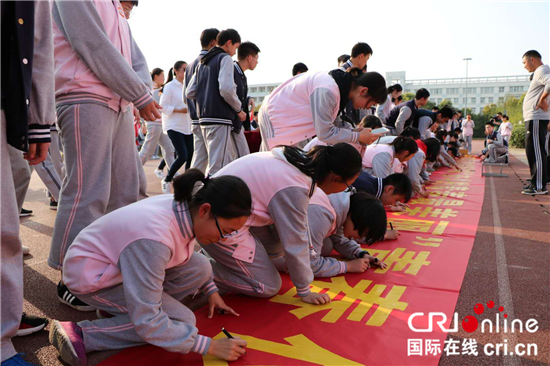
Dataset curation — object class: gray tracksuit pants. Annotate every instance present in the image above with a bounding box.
[48,103,146,270]
[1,111,24,362]
[138,122,175,167]
[201,124,238,175]
[75,249,211,354]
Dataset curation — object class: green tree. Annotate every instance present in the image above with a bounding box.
[402,92,415,102]
[439,99,454,109]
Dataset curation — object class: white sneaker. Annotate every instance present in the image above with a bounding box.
[154,169,165,179]
[22,246,30,255]
[161,179,171,194]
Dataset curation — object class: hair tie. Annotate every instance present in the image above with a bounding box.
[202,174,212,185]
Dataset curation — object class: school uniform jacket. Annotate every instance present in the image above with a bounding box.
[52,0,152,112]
[63,194,217,355]
[233,61,252,131]
[385,100,418,135]
[308,190,363,277]
[362,143,395,178]
[185,49,208,124]
[352,171,384,198]
[259,71,360,150]
[214,149,316,297]
[1,1,55,151]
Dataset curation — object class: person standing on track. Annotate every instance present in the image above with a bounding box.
[521,50,550,195]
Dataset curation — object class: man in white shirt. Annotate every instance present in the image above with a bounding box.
[522,50,550,195]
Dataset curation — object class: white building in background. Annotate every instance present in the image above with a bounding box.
[249,71,531,114]
[385,71,530,114]
[248,83,280,105]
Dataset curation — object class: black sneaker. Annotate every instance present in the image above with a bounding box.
[20,208,33,217]
[523,184,532,190]
[50,199,58,210]
[522,187,548,195]
[57,282,95,312]
[16,312,49,336]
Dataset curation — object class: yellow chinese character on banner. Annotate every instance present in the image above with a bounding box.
[203,332,363,366]
[412,236,444,247]
[393,207,459,219]
[409,198,464,207]
[367,248,431,275]
[389,218,449,235]
[270,277,408,327]
[429,190,468,198]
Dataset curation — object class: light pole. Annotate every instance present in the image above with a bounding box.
[463,58,472,116]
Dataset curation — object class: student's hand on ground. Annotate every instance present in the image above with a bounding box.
[384,229,400,240]
[358,128,381,145]
[139,100,162,121]
[207,292,239,318]
[455,166,463,172]
[366,255,388,269]
[301,291,331,305]
[237,110,247,122]
[389,204,406,212]
[208,337,247,361]
[420,188,430,198]
[424,180,433,186]
[347,258,371,273]
[536,97,549,112]
[24,142,50,165]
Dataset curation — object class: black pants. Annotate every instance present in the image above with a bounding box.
[525,120,549,190]
[165,130,194,182]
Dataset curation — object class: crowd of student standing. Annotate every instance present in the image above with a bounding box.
[2,1,549,366]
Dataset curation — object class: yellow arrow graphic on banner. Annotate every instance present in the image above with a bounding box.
[203,332,362,366]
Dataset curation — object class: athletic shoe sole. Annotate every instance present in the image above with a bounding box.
[58,296,95,312]
[522,190,548,195]
[19,213,32,217]
[16,323,46,336]
[49,321,86,366]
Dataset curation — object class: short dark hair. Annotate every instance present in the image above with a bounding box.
[237,42,260,61]
[292,62,308,76]
[439,106,454,119]
[423,138,441,162]
[432,106,440,112]
[349,192,386,245]
[448,146,458,157]
[217,29,241,47]
[415,88,430,100]
[451,133,459,139]
[486,122,494,127]
[351,42,373,58]
[503,115,509,119]
[383,173,413,203]
[497,112,503,116]
[360,115,383,129]
[345,68,387,104]
[523,50,542,59]
[401,127,421,140]
[200,28,220,48]
[453,127,462,133]
[338,54,351,64]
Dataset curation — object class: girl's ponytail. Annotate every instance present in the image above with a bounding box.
[173,169,252,218]
[391,136,419,155]
[282,143,362,197]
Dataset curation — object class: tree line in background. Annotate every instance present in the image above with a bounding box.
[402,92,527,148]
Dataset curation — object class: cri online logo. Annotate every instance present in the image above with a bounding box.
[408,301,538,333]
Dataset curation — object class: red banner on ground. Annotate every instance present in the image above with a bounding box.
[99,158,484,366]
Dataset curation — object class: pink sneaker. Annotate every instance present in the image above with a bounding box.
[49,320,87,366]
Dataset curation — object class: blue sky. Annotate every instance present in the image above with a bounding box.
[129,1,550,85]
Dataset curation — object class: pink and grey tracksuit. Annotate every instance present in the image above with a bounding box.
[63,194,217,356]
